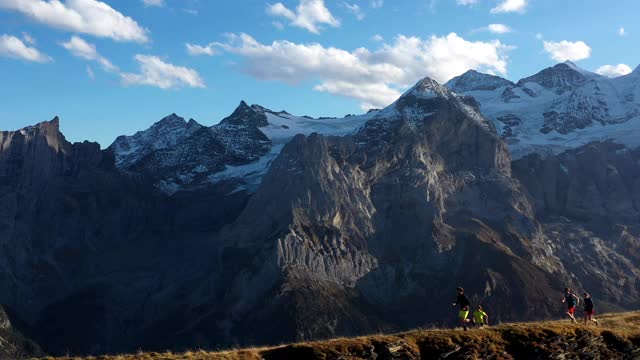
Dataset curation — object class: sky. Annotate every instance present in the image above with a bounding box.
[0,0,638,147]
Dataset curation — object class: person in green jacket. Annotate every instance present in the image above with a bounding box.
[473,305,489,327]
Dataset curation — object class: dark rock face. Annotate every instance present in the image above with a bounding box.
[512,142,640,309]
[220,101,269,127]
[0,118,249,355]
[2,75,640,356]
[197,79,570,346]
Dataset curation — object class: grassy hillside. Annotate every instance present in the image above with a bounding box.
[35,311,640,360]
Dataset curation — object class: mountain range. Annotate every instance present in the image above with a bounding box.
[1,61,639,356]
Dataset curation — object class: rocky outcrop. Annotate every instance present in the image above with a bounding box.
[0,118,249,355]
[197,77,570,347]
[3,72,640,357]
[512,141,640,309]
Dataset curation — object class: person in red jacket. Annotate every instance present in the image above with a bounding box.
[583,292,599,327]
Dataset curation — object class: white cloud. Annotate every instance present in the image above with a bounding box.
[182,8,198,15]
[186,42,216,56]
[456,0,479,5]
[266,0,340,34]
[216,32,512,108]
[342,2,364,20]
[543,40,591,62]
[121,55,205,89]
[272,21,285,30]
[142,0,164,7]
[475,23,512,34]
[370,0,383,8]
[595,64,632,78]
[0,34,51,62]
[535,33,543,40]
[0,0,149,43]
[619,27,627,36]
[490,0,528,14]
[61,35,117,71]
[371,34,383,42]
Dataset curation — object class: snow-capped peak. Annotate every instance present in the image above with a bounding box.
[109,113,204,168]
[516,62,589,92]
[445,70,514,93]
[401,76,451,100]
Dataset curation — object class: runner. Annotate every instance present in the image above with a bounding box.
[452,287,471,331]
[562,287,580,323]
[583,292,599,327]
[472,305,489,327]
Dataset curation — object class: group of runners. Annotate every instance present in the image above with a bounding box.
[452,286,599,331]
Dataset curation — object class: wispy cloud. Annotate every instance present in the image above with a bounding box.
[266,0,340,34]
[490,0,528,14]
[141,0,164,7]
[370,0,383,8]
[121,55,205,89]
[186,42,217,56]
[61,35,118,72]
[342,2,365,20]
[618,27,627,36]
[0,34,51,62]
[0,0,149,42]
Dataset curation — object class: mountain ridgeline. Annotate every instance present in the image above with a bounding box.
[1,62,639,356]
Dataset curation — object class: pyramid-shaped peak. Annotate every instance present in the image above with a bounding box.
[445,69,514,93]
[401,76,450,100]
[220,100,269,127]
[157,113,186,126]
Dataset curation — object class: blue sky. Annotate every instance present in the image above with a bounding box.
[0,0,637,146]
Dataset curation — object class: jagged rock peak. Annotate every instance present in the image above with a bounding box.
[400,76,451,100]
[16,116,62,139]
[445,69,515,92]
[157,113,187,126]
[220,100,269,127]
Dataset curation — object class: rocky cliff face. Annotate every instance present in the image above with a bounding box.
[0,118,248,355]
[2,71,640,356]
[513,141,640,309]
[176,77,574,347]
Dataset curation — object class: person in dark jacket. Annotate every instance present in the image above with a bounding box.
[452,287,471,331]
[583,292,599,326]
[562,287,580,323]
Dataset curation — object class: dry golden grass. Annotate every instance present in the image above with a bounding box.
[35,311,640,360]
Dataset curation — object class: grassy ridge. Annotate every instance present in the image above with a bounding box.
[36,311,640,360]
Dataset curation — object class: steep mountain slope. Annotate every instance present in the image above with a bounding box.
[2,67,640,356]
[0,118,248,355]
[445,61,640,158]
[162,77,577,347]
